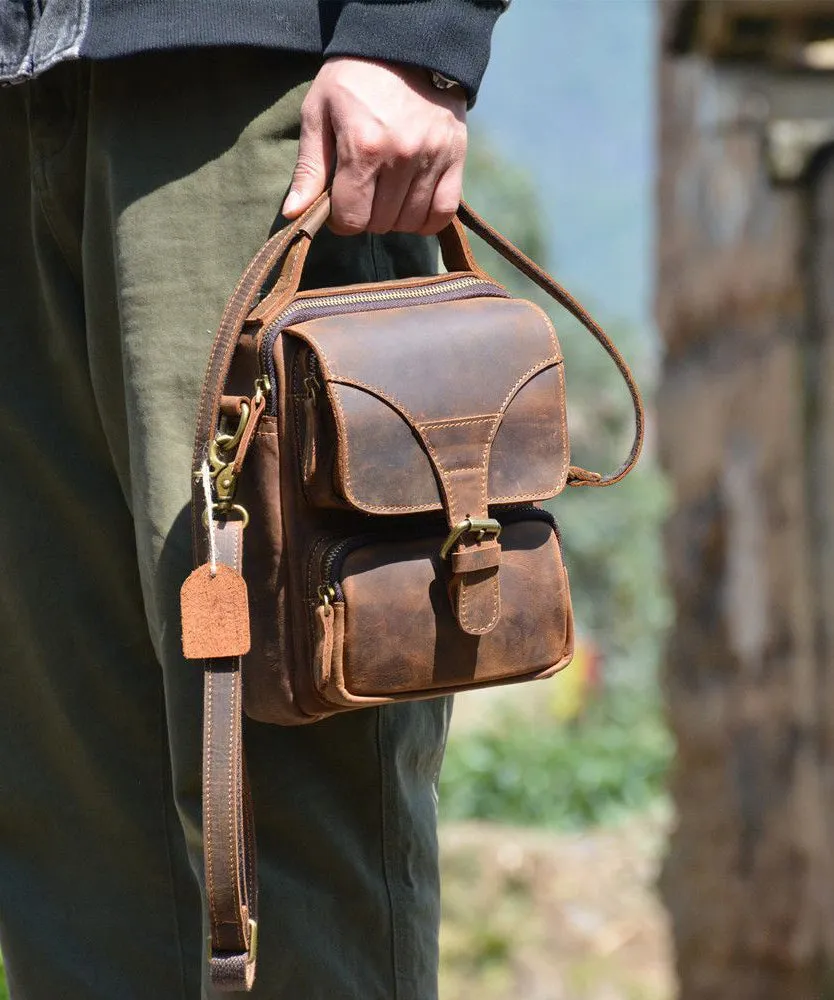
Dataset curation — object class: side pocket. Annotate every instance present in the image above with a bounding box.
[239,418,314,725]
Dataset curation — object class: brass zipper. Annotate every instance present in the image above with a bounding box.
[286,275,486,311]
[261,275,507,412]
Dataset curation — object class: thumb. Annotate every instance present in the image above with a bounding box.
[282,104,334,218]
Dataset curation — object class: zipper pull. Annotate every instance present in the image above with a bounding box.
[302,371,320,484]
[317,584,336,615]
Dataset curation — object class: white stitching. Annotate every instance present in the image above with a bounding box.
[419,414,499,428]
[459,574,501,633]
[205,673,218,928]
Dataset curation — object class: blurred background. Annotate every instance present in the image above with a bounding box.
[7,3,834,998]
[438,4,672,998]
[440,2,834,999]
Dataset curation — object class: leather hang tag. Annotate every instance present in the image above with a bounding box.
[181,563,251,660]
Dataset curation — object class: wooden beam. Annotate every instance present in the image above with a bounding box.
[668,0,834,63]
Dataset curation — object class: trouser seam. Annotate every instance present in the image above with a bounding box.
[157,692,191,1000]
[377,708,400,1000]
[26,64,87,279]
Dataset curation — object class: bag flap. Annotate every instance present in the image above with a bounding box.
[285,295,569,519]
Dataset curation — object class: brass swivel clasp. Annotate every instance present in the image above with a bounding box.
[197,375,271,531]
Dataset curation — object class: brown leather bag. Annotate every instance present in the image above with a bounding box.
[182,192,644,990]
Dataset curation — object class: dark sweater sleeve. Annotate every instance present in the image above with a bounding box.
[323,1,509,104]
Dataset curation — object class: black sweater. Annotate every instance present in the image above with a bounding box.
[0,1,509,100]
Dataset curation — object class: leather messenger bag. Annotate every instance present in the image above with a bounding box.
[180,192,644,990]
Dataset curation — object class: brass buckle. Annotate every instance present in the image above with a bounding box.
[439,518,502,560]
[247,918,258,965]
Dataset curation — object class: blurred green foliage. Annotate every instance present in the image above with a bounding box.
[439,693,672,829]
[440,135,672,829]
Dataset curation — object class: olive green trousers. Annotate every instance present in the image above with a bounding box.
[0,49,449,1000]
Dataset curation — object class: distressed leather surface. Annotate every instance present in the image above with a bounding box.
[287,296,569,516]
[336,518,572,697]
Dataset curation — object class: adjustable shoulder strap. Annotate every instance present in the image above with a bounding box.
[189,193,332,992]
[458,201,645,488]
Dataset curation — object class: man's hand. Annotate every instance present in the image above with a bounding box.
[281,57,467,236]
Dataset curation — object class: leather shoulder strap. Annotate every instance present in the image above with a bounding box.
[191,194,331,993]
[457,200,645,488]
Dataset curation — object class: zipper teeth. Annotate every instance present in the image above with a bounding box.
[320,508,556,590]
[279,276,485,321]
[322,537,366,583]
[262,276,491,370]
[264,276,506,413]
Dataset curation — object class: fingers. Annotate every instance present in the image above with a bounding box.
[391,148,464,236]
[331,141,461,237]
[296,58,468,234]
[367,166,417,235]
[417,158,466,236]
[328,133,377,235]
[282,95,335,219]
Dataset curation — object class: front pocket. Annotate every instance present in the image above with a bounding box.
[308,510,574,703]
[286,294,570,518]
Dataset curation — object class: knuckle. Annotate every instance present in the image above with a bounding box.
[434,194,460,218]
[299,96,322,127]
[421,206,456,236]
[293,154,323,179]
[331,213,368,236]
[355,128,385,160]
[392,139,421,163]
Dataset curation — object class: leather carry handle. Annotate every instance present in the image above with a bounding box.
[189,190,645,991]
[454,201,644,487]
[249,193,644,488]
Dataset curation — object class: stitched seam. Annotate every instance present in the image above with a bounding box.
[459,575,501,633]
[193,230,293,492]
[487,361,569,500]
[328,376,440,512]
[195,241,273,451]
[421,360,560,524]
[157,687,189,1000]
[496,357,560,415]
[232,677,246,951]
[290,332,433,510]
[205,674,218,929]
[556,364,569,489]
[327,374,419,426]
[294,350,561,517]
[524,300,561,357]
[227,678,238,941]
[376,710,400,998]
[419,414,498,428]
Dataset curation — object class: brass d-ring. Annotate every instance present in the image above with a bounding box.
[216,401,251,453]
[202,503,250,530]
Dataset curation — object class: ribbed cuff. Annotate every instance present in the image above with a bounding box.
[324,1,507,104]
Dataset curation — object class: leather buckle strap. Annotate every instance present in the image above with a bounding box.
[439,517,502,560]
